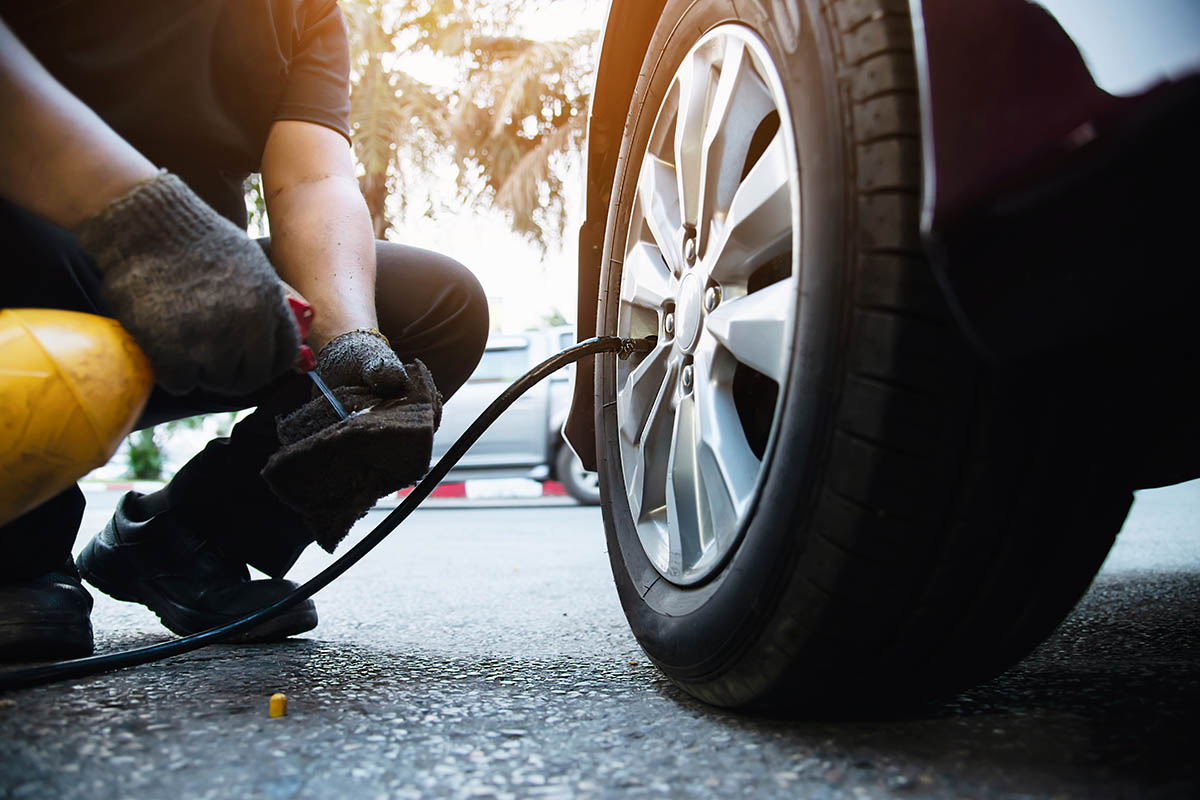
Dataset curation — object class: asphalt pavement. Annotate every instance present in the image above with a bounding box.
[1,480,1198,799]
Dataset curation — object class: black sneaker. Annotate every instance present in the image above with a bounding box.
[76,493,317,641]
[0,560,94,661]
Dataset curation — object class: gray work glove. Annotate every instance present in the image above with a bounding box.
[315,329,409,395]
[75,171,300,396]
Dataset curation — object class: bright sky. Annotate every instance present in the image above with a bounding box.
[386,0,610,334]
[1034,0,1200,95]
[517,0,609,40]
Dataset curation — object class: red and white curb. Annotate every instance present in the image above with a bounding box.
[398,479,568,500]
[80,481,166,494]
[82,479,569,502]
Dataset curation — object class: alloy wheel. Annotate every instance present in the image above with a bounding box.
[615,24,801,585]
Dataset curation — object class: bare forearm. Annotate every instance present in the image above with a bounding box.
[0,21,156,228]
[265,174,378,350]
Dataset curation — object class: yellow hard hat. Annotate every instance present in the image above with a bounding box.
[0,309,153,526]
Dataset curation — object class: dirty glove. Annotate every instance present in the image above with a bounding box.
[315,329,409,395]
[262,359,442,552]
[75,171,300,396]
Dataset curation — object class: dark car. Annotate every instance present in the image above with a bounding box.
[563,0,1200,712]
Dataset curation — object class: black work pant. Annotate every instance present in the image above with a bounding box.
[0,199,489,582]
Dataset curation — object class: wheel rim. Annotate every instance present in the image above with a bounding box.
[573,463,600,494]
[615,24,800,586]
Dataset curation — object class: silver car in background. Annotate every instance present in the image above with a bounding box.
[431,326,599,505]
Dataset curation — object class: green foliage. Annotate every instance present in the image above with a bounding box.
[126,429,164,481]
[453,31,594,246]
[123,414,236,481]
[341,0,598,248]
[243,174,268,237]
[345,1,452,238]
[540,308,569,328]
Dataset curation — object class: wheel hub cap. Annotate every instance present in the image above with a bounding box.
[675,272,703,353]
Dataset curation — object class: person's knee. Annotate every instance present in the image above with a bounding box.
[449,261,489,365]
[427,257,488,397]
[373,244,490,398]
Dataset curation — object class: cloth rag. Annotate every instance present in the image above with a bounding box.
[262,359,442,551]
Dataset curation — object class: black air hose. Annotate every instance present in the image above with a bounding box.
[0,335,654,690]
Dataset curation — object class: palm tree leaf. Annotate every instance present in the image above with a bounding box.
[494,114,583,226]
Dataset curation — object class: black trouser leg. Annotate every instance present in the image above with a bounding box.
[0,488,85,582]
[149,378,314,577]
[371,241,492,397]
[0,200,106,582]
[148,240,490,576]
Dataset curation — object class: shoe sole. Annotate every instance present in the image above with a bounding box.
[77,535,317,643]
[0,617,93,661]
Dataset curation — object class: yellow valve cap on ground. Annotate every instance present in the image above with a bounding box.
[0,309,153,526]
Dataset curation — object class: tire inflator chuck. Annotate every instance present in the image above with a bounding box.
[0,335,655,690]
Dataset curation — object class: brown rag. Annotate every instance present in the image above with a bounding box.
[262,359,442,552]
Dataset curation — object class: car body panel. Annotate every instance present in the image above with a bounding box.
[566,0,668,471]
[432,327,576,482]
[436,334,549,470]
[911,0,1200,232]
[910,0,1200,358]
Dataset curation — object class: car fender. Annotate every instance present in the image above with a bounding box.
[911,0,1200,358]
[566,0,668,471]
[910,0,1200,233]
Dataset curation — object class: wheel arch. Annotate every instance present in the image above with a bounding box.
[564,0,668,472]
[547,408,569,474]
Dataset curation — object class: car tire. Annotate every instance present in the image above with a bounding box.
[555,445,602,506]
[594,0,1132,712]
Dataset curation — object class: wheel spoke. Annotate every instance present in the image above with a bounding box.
[692,340,761,529]
[665,389,704,577]
[701,40,746,150]
[674,49,712,228]
[695,39,745,240]
[625,357,676,528]
[617,343,671,446]
[698,42,776,256]
[704,276,796,383]
[707,131,792,285]
[636,156,684,273]
[621,242,673,311]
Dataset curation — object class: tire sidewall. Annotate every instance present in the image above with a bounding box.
[597,0,849,687]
